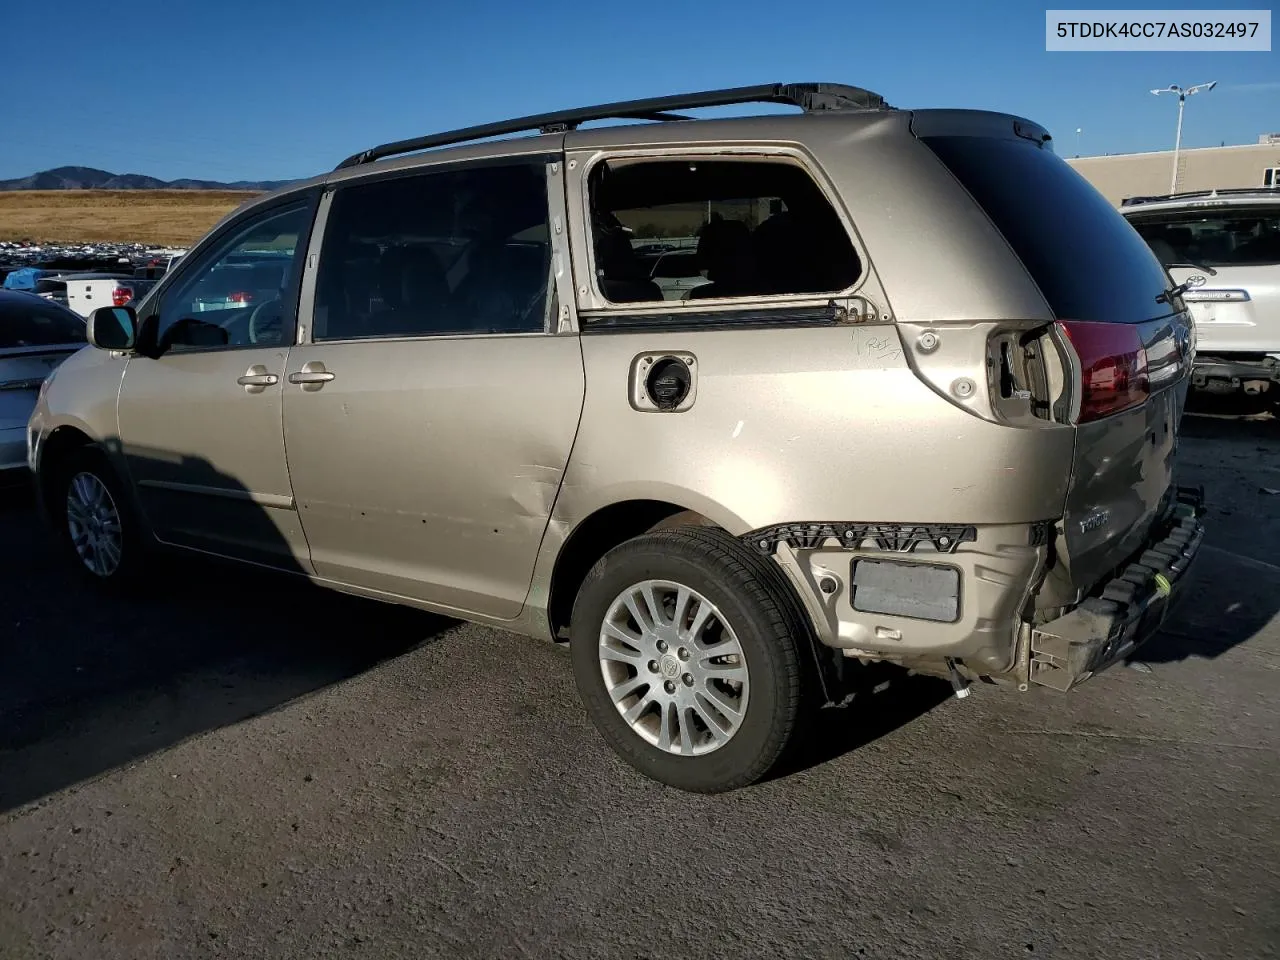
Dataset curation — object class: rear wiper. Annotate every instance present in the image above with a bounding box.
[1157,259,1220,304]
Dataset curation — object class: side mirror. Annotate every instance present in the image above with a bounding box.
[87,306,137,351]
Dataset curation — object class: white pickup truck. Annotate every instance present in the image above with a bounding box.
[58,273,159,318]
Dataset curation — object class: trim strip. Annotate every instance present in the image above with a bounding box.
[138,479,295,510]
[580,303,848,333]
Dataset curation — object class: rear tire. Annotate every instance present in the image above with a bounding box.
[570,526,811,793]
[53,447,147,590]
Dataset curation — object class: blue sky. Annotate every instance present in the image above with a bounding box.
[2,0,1276,181]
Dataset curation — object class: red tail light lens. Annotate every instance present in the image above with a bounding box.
[111,286,133,307]
[1057,320,1149,423]
[227,291,255,304]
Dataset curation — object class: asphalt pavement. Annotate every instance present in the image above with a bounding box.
[1,404,1278,960]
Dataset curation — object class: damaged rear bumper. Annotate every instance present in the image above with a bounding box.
[1029,486,1207,691]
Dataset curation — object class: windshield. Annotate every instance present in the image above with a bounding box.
[0,296,86,348]
[1127,205,1280,267]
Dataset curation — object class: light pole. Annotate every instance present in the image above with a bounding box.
[1150,81,1217,194]
[1075,127,1082,157]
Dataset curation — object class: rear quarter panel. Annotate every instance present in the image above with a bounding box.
[556,112,1076,534]
[556,325,1076,532]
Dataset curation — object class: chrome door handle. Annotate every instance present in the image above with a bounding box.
[288,360,335,388]
[238,364,279,394]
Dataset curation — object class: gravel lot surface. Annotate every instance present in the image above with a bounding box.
[2,403,1277,960]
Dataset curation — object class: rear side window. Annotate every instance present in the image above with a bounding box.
[0,297,85,347]
[586,157,861,305]
[1126,204,1280,267]
[921,136,1173,323]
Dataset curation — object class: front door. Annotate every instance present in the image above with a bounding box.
[117,196,318,570]
[282,158,584,619]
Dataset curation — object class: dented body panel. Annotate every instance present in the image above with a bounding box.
[281,335,585,619]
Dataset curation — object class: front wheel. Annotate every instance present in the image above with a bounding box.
[54,448,147,588]
[570,526,811,793]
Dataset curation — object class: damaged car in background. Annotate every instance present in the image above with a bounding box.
[28,82,1206,793]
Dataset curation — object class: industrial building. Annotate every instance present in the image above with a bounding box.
[1068,134,1280,206]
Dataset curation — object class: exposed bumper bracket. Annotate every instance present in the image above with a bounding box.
[1192,355,1280,389]
[1028,486,1206,692]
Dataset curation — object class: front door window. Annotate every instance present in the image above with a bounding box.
[154,203,310,352]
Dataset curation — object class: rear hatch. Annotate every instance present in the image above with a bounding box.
[918,128,1193,593]
[1125,199,1280,355]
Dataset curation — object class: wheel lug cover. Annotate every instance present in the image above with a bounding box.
[678,647,690,661]
[682,673,694,686]
[664,680,676,694]
[647,660,659,673]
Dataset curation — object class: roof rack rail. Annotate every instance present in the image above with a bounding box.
[335,82,889,170]
[1121,185,1279,206]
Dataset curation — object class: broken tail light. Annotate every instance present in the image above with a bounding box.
[111,286,133,307]
[1057,320,1149,423]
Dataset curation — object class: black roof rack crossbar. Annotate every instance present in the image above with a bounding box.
[335,82,888,170]
[1121,186,1280,206]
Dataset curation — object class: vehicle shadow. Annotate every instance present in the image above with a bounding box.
[1134,395,1280,665]
[0,450,454,814]
[768,664,955,781]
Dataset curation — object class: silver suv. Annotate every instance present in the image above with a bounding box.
[28,83,1206,793]
[1123,188,1280,399]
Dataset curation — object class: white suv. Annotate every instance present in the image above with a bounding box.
[1123,189,1280,399]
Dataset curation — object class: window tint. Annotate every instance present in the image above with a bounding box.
[0,296,85,347]
[1127,205,1280,268]
[921,135,1173,324]
[157,203,310,351]
[314,162,551,341]
[587,158,861,305]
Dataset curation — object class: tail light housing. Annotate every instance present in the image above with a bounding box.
[227,291,255,304]
[1057,320,1149,423]
[111,285,133,307]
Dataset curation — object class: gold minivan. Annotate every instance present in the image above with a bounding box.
[28,83,1206,792]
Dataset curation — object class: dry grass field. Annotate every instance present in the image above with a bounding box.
[0,190,262,246]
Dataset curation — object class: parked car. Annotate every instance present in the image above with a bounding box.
[1122,188,1280,398]
[27,82,1205,792]
[60,273,158,319]
[1,291,85,476]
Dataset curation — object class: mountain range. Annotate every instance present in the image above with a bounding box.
[0,166,299,192]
